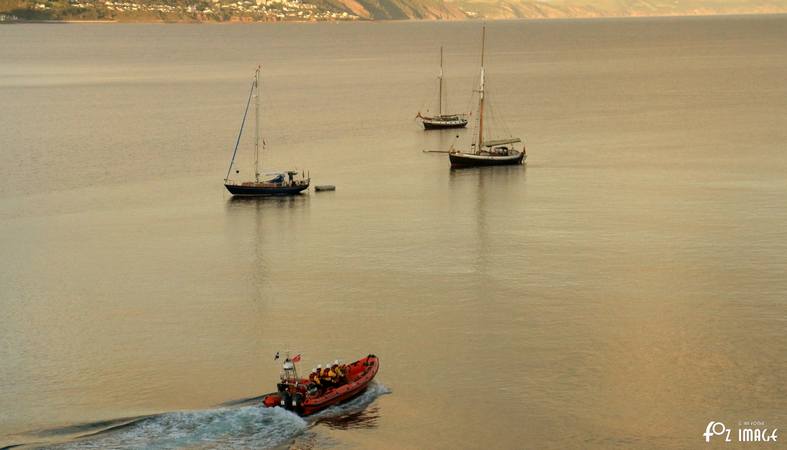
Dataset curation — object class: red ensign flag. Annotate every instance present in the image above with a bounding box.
[292,354,301,363]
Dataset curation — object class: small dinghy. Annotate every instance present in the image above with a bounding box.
[262,354,380,416]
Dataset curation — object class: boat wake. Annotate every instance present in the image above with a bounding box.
[25,383,390,449]
[50,405,306,449]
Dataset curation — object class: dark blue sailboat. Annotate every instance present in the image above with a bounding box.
[224,66,310,196]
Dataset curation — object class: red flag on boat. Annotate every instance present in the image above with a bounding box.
[292,354,301,363]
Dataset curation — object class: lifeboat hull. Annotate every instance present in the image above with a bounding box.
[262,354,379,416]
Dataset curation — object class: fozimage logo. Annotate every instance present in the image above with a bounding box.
[704,420,778,443]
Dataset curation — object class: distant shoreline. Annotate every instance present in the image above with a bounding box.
[1,19,119,23]
[1,11,785,24]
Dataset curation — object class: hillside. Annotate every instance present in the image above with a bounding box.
[452,0,787,20]
[309,0,466,19]
[2,0,786,22]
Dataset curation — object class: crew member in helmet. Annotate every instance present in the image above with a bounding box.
[331,361,343,385]
[309,367,321,388]
[323,363,336,387]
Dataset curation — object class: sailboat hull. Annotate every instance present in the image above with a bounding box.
[449,151,526,168]
[422,117,468,130]
[224,183,309,196]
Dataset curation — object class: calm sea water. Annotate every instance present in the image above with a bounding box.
[1,16,786,449]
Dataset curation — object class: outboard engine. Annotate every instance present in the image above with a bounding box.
[277,357,302,411]
[279,390,292,409]
[291,392,304,413]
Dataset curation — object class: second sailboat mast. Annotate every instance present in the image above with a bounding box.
[477,26,486,151]
[438,46,443,116]
[254,65,261,182]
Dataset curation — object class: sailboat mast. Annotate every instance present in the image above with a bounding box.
[224,73,255,182]
[438,46,443,116]
[477,26,486,152]
[254,65,261,183]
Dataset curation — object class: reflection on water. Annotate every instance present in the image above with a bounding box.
[308,384,391,431]
[448,165,527,271]
[225,193,311,210]
[448,164,527,194]
[316,406,381,431]
[223,192,312,276]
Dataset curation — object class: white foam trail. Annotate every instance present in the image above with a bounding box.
[54,405,306,449]
[48,383,390,449]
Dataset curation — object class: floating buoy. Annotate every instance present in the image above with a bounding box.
[315,185,335,192]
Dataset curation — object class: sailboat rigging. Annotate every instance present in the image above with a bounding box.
[224,66,310,196]
[448,26,526,168]
[417,46,469,130]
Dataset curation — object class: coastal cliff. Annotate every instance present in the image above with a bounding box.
[2,0,786,22]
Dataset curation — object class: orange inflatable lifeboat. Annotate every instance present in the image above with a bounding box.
[262,354,379,416]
